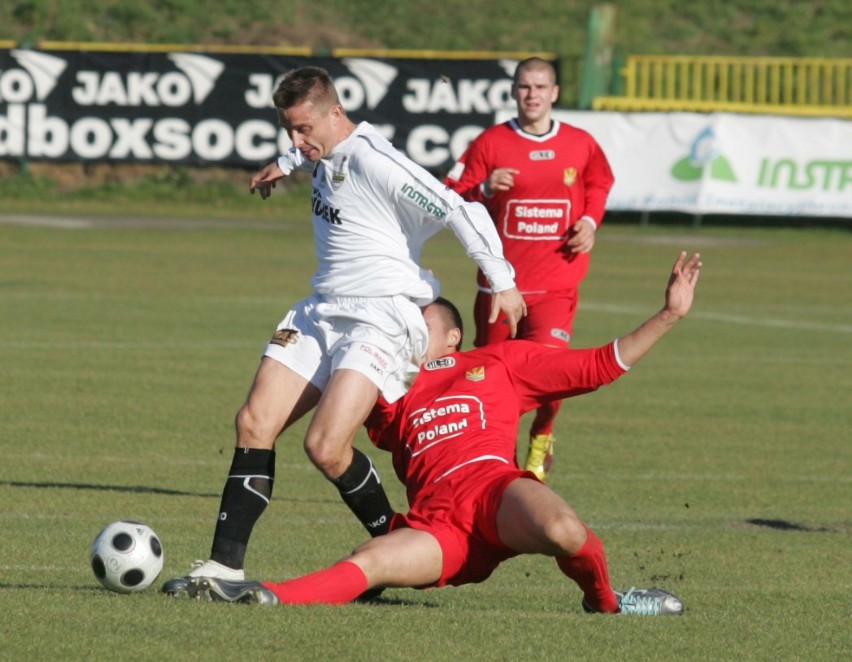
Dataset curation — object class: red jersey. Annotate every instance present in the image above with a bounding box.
[365,340,626,506]
[445,120,614,294]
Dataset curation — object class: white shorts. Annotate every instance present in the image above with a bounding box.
[263,293,428,403]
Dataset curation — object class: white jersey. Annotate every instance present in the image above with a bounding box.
[277,122,516,306]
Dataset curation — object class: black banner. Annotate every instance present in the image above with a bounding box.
[0,47,554,172]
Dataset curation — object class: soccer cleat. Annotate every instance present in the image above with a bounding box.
[524,433,555,481]
[188,577,280,605]
[583,587,684,616]
[161,559,245,597]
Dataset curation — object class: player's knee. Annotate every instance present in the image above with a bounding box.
[235,404,276,448]
[543,510,587,555]
[304,431,350,479]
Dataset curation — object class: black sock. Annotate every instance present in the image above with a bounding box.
[209,447,275,569]
[332,448,395,537]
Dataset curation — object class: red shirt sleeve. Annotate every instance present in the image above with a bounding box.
[497,340,626,412]
[580,135,615,224]
[365,398,399,452]
[444,130,495,204]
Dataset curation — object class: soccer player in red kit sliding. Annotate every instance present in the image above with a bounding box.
[186,252,700,616]
[445,56,614,481]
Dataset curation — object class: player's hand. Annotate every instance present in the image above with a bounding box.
[489,287,527,338]
[250,162,285,200]
[664,251,702,319]
[563,218,596,254]
[485,168,520,195]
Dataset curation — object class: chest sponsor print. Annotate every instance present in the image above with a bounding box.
[406,395,485,457]
[502,199,571,240]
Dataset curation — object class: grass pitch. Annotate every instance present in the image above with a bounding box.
[1,211,850,660]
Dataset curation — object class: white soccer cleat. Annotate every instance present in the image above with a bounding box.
[615,587,684,615]
[583,587,684,615]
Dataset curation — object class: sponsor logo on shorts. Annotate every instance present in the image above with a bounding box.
[359,344,389,372]
[270,328,299,347]
[550,328,571,343]
[424,357,456,370]
[466,366,485,382]
[502,199,570,240]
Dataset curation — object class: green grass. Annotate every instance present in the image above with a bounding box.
[7,0,849,57]
[1,214,850,659]
[0,167,313,220]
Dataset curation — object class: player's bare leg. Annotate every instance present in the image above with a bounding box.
[496,477,617,611]
[495,478,682,615]
[162,359,319,596]
[191,527,443,605]
[495,477,587,554]
[305,369,396,537]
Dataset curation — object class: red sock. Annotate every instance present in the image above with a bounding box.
[262,561,369,605]
[530,400,562,437]
[556,528,619,613]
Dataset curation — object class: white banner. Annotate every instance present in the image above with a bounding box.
[510,111,852,218]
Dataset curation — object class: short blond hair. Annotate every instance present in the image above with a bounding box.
[513,57,557,86]
[272,66,341,111]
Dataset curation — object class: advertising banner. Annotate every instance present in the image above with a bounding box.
[0,46,532,171]
[548,110,852,217]
[3,46,848,217]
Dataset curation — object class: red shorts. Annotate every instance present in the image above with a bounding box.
[474,290,577,348]
[390,462,540,587]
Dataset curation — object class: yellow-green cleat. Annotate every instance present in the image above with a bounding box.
[524,433,555,481]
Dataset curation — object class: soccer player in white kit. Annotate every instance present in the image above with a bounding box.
[163,66,526,595]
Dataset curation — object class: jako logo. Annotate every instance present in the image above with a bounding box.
[72,53,224,106]
[5,50,67,101]
[341,58,397,110]
[671,126,737,183]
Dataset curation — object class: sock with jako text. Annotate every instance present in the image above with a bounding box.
[332,448,395,537]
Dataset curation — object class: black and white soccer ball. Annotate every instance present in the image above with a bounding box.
[90,520,164,593]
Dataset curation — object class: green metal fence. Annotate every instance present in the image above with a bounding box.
[594,55,852,117]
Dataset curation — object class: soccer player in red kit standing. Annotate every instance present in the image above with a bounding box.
[186,252,700,616]
[445,57,614,480]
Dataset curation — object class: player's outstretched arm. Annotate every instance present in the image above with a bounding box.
[249,161,285,200]
[616,251,702,367]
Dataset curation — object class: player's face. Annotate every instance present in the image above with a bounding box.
[279,100,343,161]
[512,68,559,127]
[422,305,460,361]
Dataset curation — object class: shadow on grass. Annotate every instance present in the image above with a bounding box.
[2,479,220,498]
[0,583,107,591]
[355,594,439,608]
[1,480,336,505]
[746,518,837,533]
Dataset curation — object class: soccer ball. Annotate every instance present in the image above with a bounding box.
[90,520,164,593]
